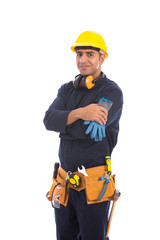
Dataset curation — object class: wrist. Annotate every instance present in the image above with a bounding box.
[66,108,83,126]
[75,107,83,119]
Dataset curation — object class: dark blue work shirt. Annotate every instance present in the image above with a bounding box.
[43,74,123,172]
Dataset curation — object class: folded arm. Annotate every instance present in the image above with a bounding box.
[43,88,71,133]
[66,104,108,126]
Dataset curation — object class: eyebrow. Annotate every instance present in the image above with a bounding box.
[76,51,95,54]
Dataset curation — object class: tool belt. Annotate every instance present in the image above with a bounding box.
[46,165,118,207]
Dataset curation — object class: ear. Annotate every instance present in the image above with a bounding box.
[100,54,105,65]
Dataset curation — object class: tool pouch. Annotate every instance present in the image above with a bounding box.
[46,179,61,201]
[56,170,69,206]
[46,169,69,207]
[85,166,116,204]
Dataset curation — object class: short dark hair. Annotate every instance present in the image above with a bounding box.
[75,46,100,52]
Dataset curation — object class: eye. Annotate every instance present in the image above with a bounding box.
[76,53,82,57]
[87,53,94,57]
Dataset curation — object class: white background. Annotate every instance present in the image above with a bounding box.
[0,0,160,239]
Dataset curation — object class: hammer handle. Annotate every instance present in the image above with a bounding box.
[53,162,59,179]
[106,201,116,238]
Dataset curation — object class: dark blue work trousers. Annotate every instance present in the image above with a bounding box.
[55,188,110,240]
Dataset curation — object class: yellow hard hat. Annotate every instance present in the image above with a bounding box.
[71,31,108,59]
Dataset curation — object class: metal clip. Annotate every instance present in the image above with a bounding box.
[65,171,72,181]
[105,173,110,180]
[98,173,110,181]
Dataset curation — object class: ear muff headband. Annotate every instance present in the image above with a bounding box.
[73,75,82,89]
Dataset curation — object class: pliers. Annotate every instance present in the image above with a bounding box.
[98,174,110,201]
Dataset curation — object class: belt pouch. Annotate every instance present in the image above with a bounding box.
[46,169,69,207]
[85,170,116,204]
[46,179,61,202]
[56,170,69,207]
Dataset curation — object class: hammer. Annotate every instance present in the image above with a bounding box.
[106,190,121,238]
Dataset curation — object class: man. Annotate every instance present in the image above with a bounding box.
[44,31,123,240]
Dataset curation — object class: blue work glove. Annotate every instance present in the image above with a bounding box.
[84,121,106,141]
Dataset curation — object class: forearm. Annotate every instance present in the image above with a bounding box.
[44,109,71,132]
[66,108,82,126]
[66,104,108,126]
[61,119,91,140]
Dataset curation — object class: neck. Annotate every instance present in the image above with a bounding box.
[93,71,102,82]
[92,68,102,80]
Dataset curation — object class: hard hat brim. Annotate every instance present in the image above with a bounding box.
[71,43,108,59]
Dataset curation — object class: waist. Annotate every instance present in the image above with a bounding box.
[58,165,108,191]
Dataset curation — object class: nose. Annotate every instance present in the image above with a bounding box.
[80,54,87,63]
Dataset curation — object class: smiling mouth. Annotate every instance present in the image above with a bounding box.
[79,65,90,68]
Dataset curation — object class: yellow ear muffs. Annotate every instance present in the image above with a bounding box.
[83,75,95,89]
[73,75,95,89]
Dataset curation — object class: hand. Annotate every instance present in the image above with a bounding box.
[84,121,106,141]
[80,104,108,125]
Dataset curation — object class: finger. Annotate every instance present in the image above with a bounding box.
[91,124,98,139]
[97,114,107,124]
[98,106,108,115]
[95,114,106,125]
[97,128,102,141]
[84,121,90,125]
[102,125,106,138]
[85,121,94,134]
[95,117,103,125]
[97,111,108,121]
[94,134,99,142]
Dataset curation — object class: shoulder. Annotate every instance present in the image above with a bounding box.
[104,76,122,94]
[101,75,123,105]
[58,81,73,95]
[103,76,123,97]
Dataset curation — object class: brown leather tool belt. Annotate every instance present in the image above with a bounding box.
[46,165,117,207]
